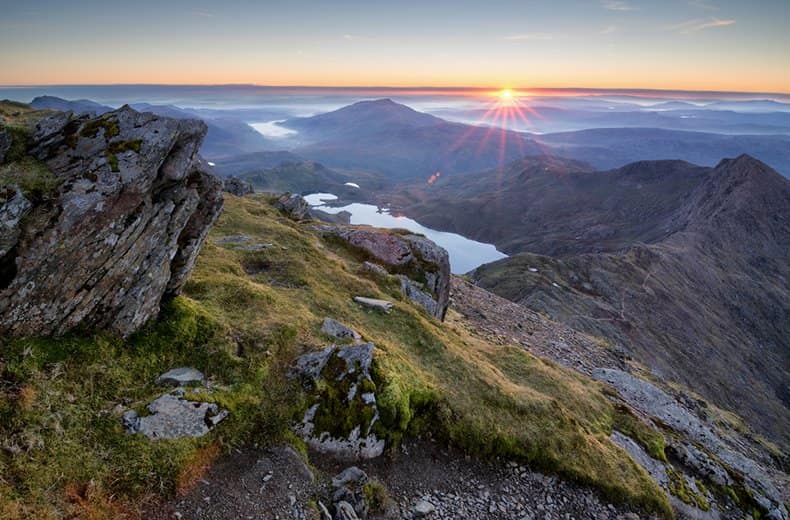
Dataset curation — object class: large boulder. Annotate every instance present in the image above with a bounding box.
[222,175,254,197]
[0,106,223,338]
[319,226,450,320]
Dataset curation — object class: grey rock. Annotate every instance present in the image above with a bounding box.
[275,193,311,220]
[397,275,439,317]
[334,501,360,520]
[123,389,227,440]
[413,499,436,517]
[332,466,368,488]
[156,367,205,386]
[222,176,254,196]
[0,106,223,338]
[361,261,389,276]
[236,242,273,251]
[322,318,362,341]
[0,188,32,258]
[318,226,450,320]
[353,296,393,313]
[610,431,668,487]
[596,368,787,519]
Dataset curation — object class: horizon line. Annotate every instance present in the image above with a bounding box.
[1,83,789,99]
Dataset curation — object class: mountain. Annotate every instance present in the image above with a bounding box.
[390,156,712,255]
[283,98,443,141]
[535,127,790,176]
[30,95,113,115]
[283,99,547,180]
[211,150,304,176]
[470,155,790,444]
[233,160,365,195]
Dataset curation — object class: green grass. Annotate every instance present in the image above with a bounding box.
[0,193,673,518]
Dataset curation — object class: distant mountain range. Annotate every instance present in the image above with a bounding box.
[278,99,790,178]
[461,155,789,444]
[389,156,711,255]
[28,96,790,179]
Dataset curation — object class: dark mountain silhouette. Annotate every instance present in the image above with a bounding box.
[284,99,547,180]
[30,95,113,115]
[391,156,711,255]
[535,127,790,176]
[468,155,790,443]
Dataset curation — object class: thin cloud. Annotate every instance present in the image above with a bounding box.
[504,33,563,41]
[602,0,636,11]
[600,25,619,34]
[191,9,213,17]
[669,17,735,33]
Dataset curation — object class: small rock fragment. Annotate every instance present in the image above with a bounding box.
[322,318,361,341]
[353,296,393,313]
[155,367,205,386]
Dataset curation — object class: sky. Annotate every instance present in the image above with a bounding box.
[1,0,789,93]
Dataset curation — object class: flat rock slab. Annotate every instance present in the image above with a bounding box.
[123,388,227,440]
[322,318,361,341]
[156,367,205,386]
[353,296,393,313]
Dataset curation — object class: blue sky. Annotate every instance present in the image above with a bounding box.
[1,0,788,92]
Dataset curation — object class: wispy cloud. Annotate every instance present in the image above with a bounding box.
[191,9,213,17]
[600,25,619,34]
[669,17,735,33]
[504,33,563,41]
[602,0,636,11]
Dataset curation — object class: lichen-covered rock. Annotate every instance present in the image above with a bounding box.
[293,343,385,459]
[122,387,227,440]
[275,193,311,220]
[0,106,223,338]
[222,175,254,196]
[318,226,450,320]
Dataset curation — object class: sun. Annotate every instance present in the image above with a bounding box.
[496,89,516,105]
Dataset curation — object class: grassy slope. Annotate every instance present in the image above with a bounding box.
[0,194,672,518]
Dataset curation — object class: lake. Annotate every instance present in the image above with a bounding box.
[305,193,507,274]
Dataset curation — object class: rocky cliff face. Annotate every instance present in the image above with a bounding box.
[0,106,223,338]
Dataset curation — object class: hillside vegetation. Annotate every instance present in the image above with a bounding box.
[0,194,671,518]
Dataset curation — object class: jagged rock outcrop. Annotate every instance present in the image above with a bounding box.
[318,226,450,320]
[0,106,223,338]
[275,192,311,220]
[222,175,254,196]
